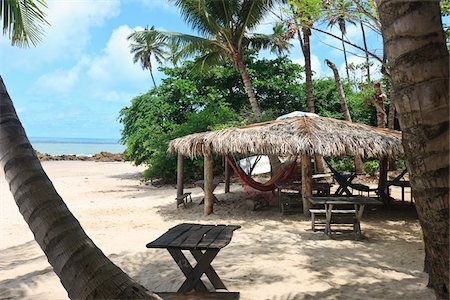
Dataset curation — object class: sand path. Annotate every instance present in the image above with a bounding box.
[0,161,434,299]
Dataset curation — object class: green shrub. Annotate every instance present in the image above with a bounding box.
[328,156,355,173]
[364,160,380,176]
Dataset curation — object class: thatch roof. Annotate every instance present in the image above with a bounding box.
[168,115,403,159]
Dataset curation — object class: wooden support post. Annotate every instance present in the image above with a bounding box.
[301,154,312,216]
[378,156,388,201]
[224,157,231,193]
[176,153,184,197]
[204,153,214,215]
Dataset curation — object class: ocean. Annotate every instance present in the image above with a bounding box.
[29,137,126,156]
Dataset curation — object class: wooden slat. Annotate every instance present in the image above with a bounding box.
[169,224,203,248]
[157,292,240,300]
[180,225,215,249]
[196,226,227,249]
[208,226,240,249]
[309,196,382,206]
[147,224,195,248]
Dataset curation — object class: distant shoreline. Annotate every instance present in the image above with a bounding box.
[30,137,126,156]
[36,151,124,162]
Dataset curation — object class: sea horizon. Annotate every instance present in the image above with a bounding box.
[29,136,126,156]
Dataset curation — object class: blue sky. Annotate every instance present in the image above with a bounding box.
[0,0,383,140]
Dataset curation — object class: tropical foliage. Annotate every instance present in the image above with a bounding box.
[120,53,376,181]
[131,0,291,120]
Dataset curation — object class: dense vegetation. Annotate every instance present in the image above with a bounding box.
[120,53,379,182]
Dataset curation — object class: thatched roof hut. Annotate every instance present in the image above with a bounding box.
[169,115,403,216]
[168,115,403,159]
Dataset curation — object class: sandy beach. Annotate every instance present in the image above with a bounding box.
[0,161,434,299]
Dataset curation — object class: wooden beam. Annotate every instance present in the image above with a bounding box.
[176,153,184,197]
[301,154,312,216]
[224,157,231,193]
[204,153,214,215]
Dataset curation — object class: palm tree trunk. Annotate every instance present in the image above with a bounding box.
[235,57,262,120]
[0,77,159,300]
[301,27,325,173]
[341,32,350,82]
[301,27,315,113]
[378,1,449,298]
[326,59,363,173]
[149,68,157,88]
[360,22,371,82]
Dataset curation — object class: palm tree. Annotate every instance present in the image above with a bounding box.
[325,0,355,82]
[128,26,167,88]
[135,0,290,120]
[378,0,449,298]
[1,1,159,298]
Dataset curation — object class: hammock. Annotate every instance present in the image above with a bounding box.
[225,154,298,192]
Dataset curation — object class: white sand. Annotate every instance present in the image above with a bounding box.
[0,161,434,299]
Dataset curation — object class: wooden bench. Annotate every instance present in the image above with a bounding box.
[309,208,356,231]
[176,192,192,208]
[157,292,240,299]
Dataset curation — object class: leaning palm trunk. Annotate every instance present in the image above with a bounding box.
[0,78,159,300]
[325,59,363,173]
[235,57,262,119]
[360,22,370,82]
[341,32,350,82]
[378,1,449,298]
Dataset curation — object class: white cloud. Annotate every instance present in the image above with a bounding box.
[42,0,120,58]
[87,25,157,88]
[2,0,121,70]
[36,57,90,94]
[293,54,325,78]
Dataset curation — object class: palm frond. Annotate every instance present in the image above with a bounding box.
[238,0,275,31]
[1,0,49,47]
[190,50,227,74]
[169,0,222,37]
[246,26,293,56]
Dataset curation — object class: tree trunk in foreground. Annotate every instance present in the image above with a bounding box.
[325,59,363,174]
[378,1,449,298]
[235,57,262,120]
[0,78,160,299]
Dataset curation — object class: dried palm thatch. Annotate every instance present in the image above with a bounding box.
[168,115,403,159]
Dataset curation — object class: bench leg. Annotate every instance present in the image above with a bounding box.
[311,212,316,231]
[354,204,365,239]
[325,204,333,236]
[191,250,226,290]
[167,249,208,292]
[177,249,220,292]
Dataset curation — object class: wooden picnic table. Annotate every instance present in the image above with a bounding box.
[195,178,222,204]
[275,181,332,214]
[146,223,240,298]
[309,196,382,239]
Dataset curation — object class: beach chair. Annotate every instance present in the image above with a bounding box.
[325,160,378,197]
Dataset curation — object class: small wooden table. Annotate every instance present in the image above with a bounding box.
[146,223,240,295]
[309,196,382,239]
[195,178,222,204]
